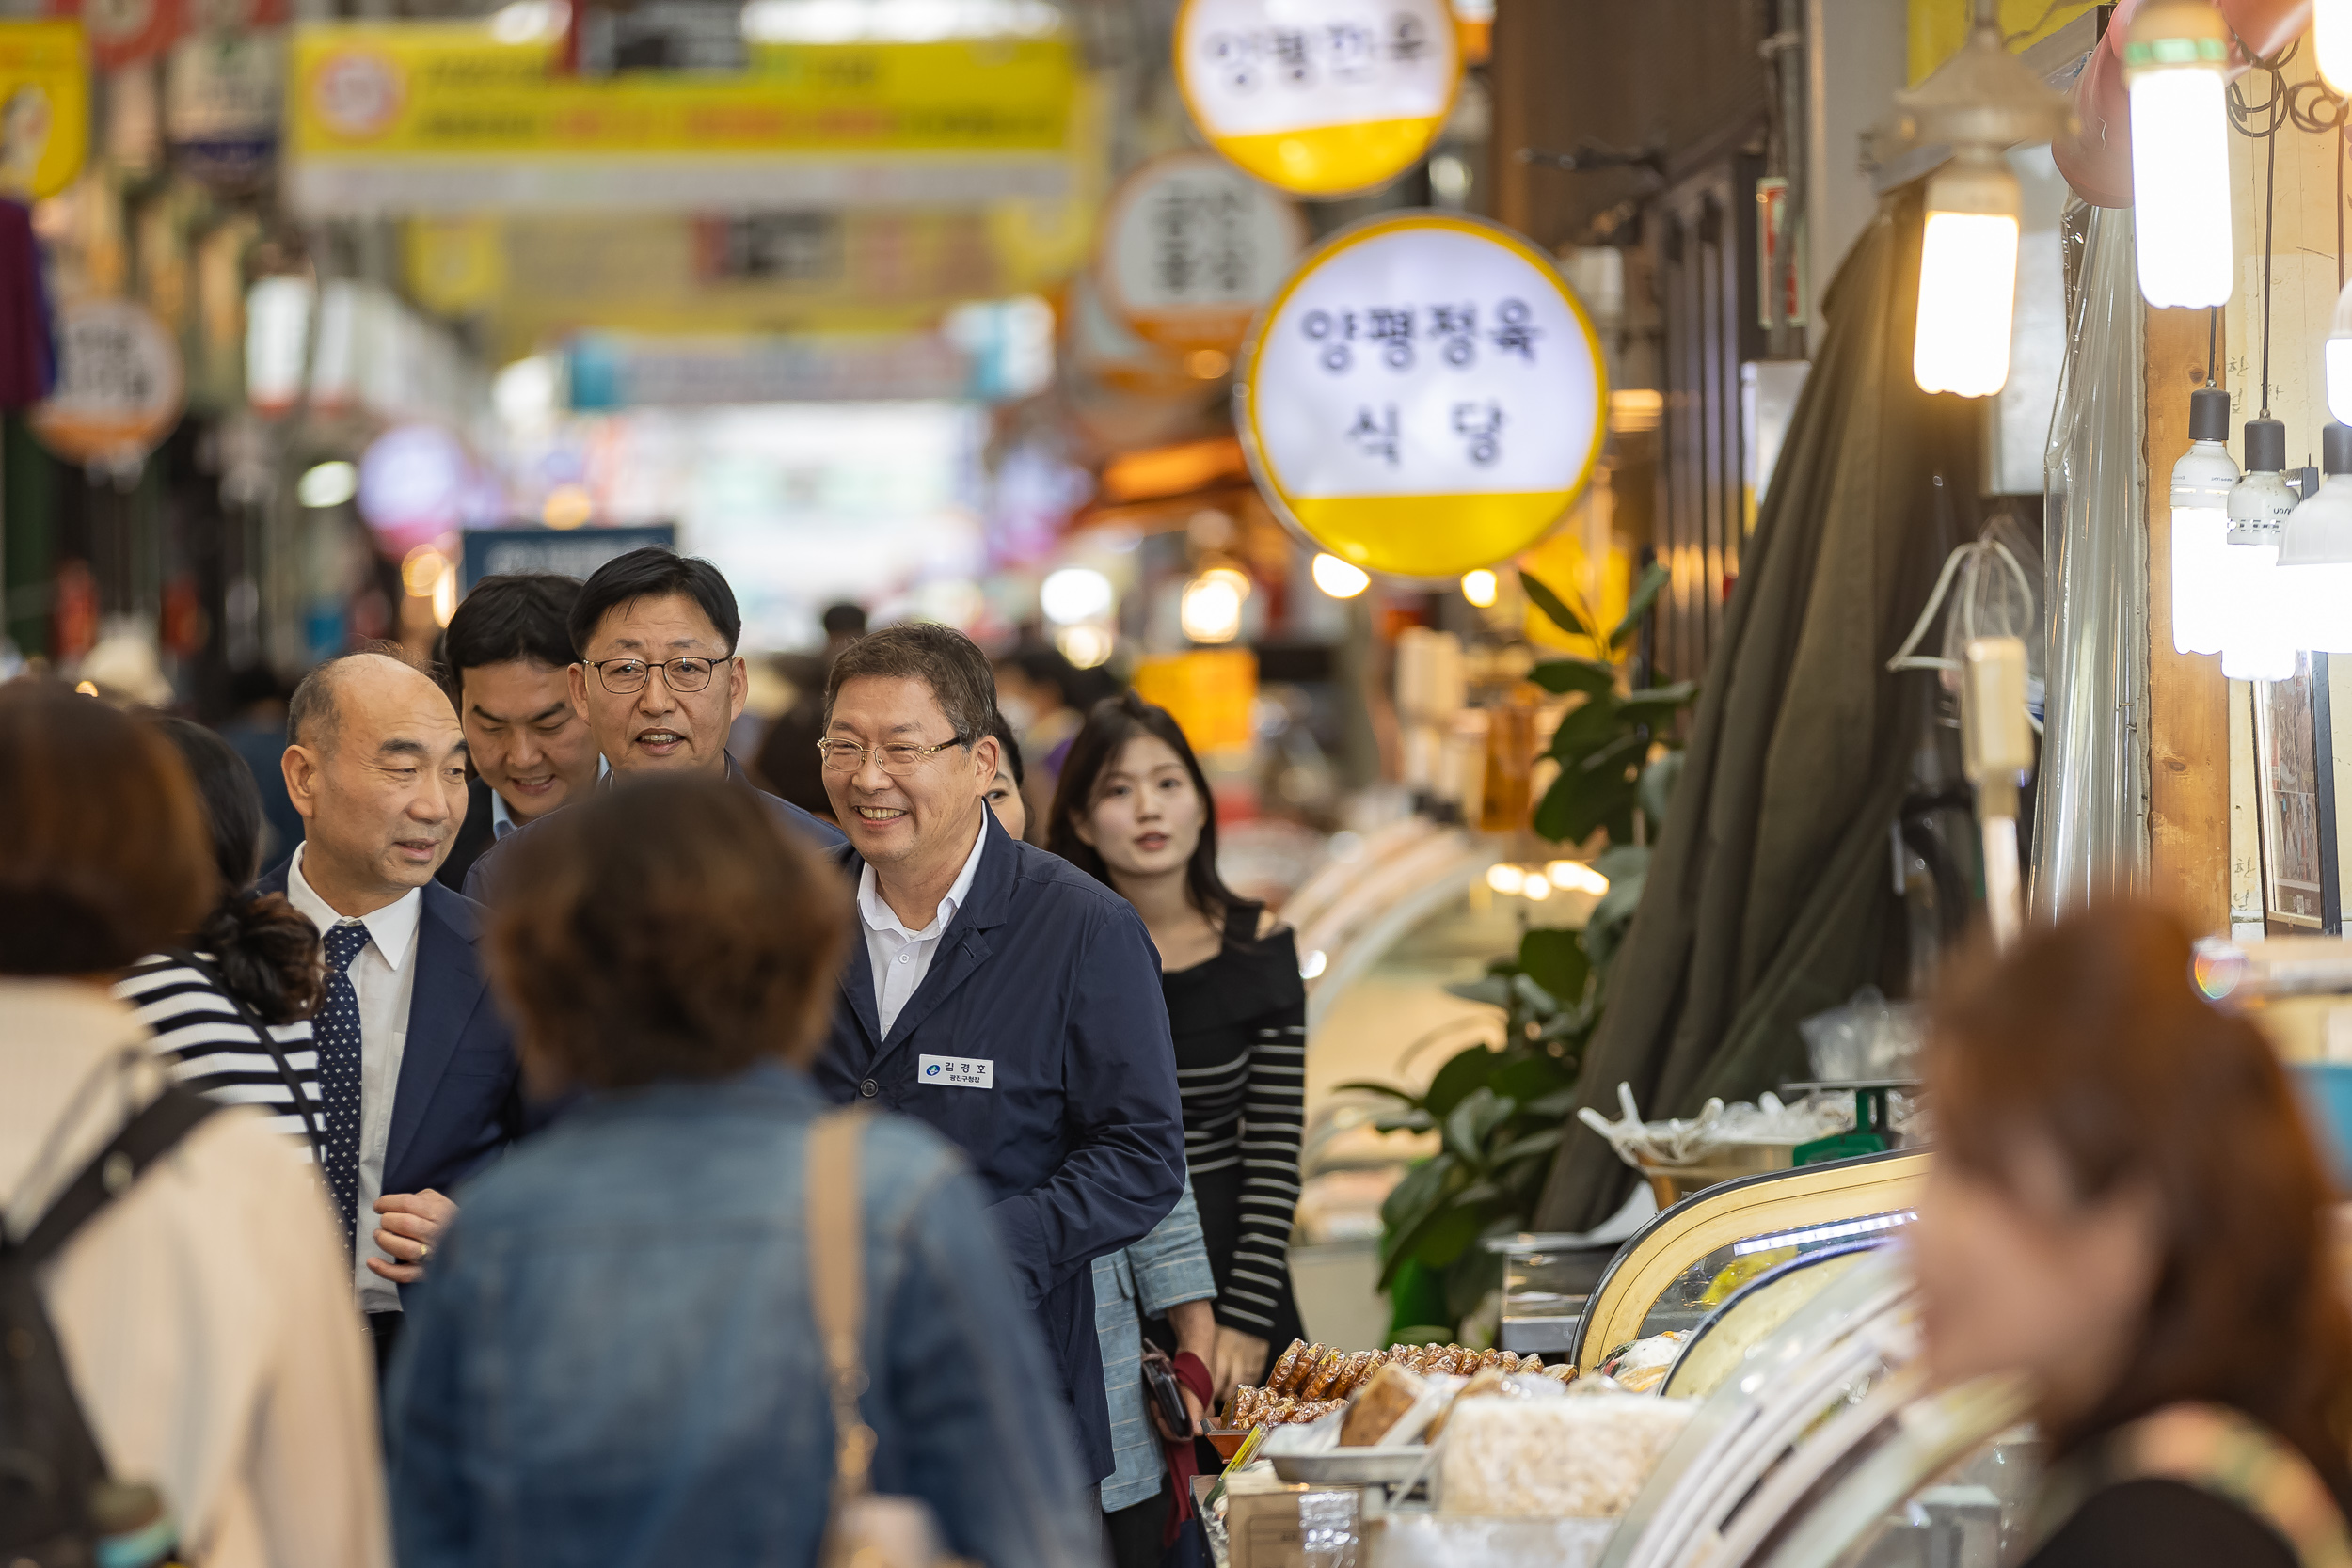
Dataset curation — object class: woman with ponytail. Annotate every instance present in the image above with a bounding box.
[115,716,327,1158]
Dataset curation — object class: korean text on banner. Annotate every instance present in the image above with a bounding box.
[1238,213,1607,580]
[286,24,1079,216]
[0,20,87,201]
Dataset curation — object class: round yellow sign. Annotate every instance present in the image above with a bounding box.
[1174,0,1460,198]
[1237,212,1608,580]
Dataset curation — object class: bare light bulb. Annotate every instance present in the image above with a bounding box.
[1913,150,2020,398]
[2125,0,2233,309]
[2321,0,2352,91]
[2221,418,2297,681]
[2170,388,2237,656]
[2278,422,2352,652]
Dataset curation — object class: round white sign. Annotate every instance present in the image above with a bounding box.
[31,298,185,467]
[1237,212,1607,580]
[1098,150,1306,355]
[1175,0,1460,197]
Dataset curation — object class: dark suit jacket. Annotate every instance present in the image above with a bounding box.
[810,810,1187,1481]
[257,864,528,1202]
[435,778,499,895]
[462,753,844,904]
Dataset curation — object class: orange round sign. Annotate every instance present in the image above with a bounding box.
[32,298,184,467]
[1096,150,1306,356]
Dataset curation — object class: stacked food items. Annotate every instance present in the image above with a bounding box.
[1225,1339,1574,1428]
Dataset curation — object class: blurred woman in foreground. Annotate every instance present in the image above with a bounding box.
[1915,905,2352,1566]
[385,775,1100,1568]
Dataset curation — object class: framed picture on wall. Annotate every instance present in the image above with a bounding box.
[2254,656,2339,931]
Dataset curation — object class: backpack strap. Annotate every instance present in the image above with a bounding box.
[2077,1403,2352,1568]
[11,1085,222,1270]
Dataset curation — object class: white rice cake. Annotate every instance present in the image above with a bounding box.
[1437,1393,1698,1518]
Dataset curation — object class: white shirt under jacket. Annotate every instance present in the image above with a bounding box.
[857,818,988,1038]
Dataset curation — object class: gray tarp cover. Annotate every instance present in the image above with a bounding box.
[1534,188,1977,1232]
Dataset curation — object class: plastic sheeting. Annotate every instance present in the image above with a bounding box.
[2033,200,2148,911]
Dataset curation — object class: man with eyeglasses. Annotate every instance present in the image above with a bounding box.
[810,623,1185,1493]
[465,548,842,902]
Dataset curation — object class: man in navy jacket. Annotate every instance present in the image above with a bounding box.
[272,649,529,1372]
[810,624,1185,1483]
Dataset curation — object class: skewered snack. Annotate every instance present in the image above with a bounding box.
[1267,1338,1311,1394]
[1283,1343,1330,1395]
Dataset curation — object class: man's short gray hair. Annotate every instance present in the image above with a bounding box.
[822,624,996,746]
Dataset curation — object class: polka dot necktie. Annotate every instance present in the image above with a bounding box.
[316,920,370,1253]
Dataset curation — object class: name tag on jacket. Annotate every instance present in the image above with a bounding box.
[918,1054,994,1089]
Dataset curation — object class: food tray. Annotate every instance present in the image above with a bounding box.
[1203,1425,1255,1461]
[1269,1447,1432,1485]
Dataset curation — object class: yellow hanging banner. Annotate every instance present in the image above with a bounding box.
[0,21,88,202]
[1237,212,1607,580]
[1174,0,1458,197]
[287,24,1080,215]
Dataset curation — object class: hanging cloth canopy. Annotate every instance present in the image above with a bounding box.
[1534,188,1979,1231]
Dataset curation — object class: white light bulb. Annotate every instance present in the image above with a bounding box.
[1311,553,1371,599]
[2321,0,2352,91]
[1040,566,1114,626]
[1913,152,2021,398]
[297,460,358,509]
[2277,426,2352,652]
[1179,576,1244,643]
[2170,392,2237,656]
[1460,568,1498,608]
[2222,439,2297,679]
[2328,281,2352,425]
[2127,67,2233,308]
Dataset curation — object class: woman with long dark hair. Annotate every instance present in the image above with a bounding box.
[114,716,325,1156]
[1916,904,2352,1565]
[1047,692,1306,1403]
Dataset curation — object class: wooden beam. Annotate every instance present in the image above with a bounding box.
[2144,303,2231,933]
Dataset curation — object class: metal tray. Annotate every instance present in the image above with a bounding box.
[1269,1446,1432,1485]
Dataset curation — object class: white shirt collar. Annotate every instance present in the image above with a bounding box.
[286,843,425,972]
[856,814,989,942]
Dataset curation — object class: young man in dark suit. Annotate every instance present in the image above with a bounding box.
[433,574,604,893]
[270,648,530,1373]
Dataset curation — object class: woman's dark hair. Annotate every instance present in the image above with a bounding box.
[991,709,1025,786]
[0,682,215,975]
[487,775,850,1089]
[1045,691,1240,930]
[147,716,322,1024]
[1929,903,2352,1493]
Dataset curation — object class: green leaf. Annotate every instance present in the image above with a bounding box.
[1443,974,1516,1007]
[1592,844,1651,882]
[1574,730,1647,780]
[1518,569,1595,641]
[1423,1045,1502,1119]
[1334,1079,1420,1103]
[1509,972,1559,1018]
[1442,1087,1518,1165]
[1379,1154,1458,1237]
[1640,750,1686,830]
[1546,693,1625,764]
[1488,1053,1573,1106]
[1524,1086,1584,1117]
[1372,1110,1436,1134]
[1517,927,1591,1005]
[1618,682,1698,723]
[1489,1128,1566,1166]
[1454,1180,1503,1207]
[1527,657,1618,699]
[1377,1191,1487,1285]
[1538,767,1639,847]
[1608,562,1671,651]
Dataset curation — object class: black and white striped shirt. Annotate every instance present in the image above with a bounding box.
[114,954,321,1160]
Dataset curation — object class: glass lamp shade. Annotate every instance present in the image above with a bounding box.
[2223,460,2299,680]
[2170,417,2238,657]
[1913,152,2022,398]
[2322,0,2352,91]
[2126,66,2233,307]
[2276,427,2352,652]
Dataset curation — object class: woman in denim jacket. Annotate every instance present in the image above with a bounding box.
[384,775,1104,1568]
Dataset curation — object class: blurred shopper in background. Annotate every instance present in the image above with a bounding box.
[995,643,1091,841]
[464,547,842,899]
[434,573,602,892]
[983,719,1222,1568]
[217,664,305,863]
[271,649,530,1374]
[388,777,1101,1568]
[755,599,870,822]
[116,716,325,1158]
[0,682,387,1568]
[814,624,1186,1486]
[1916,905,2352,1567]
[1049,693,1307,1402]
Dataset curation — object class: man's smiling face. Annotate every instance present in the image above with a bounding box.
[459,657,600,824]
[567,592,747,778]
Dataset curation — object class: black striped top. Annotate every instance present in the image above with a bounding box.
[1161,906,1307,1338]
[113,953,321,1160]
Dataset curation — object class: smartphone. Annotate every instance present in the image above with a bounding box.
[1143,1356,1192,1435]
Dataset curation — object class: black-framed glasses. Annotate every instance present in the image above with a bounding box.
[588,657,725,694]
[816,736,966,776]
